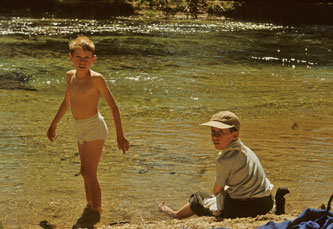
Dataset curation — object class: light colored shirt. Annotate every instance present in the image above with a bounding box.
[216,139,273,199]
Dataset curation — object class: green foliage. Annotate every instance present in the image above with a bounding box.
[0,0,331,23]
[145,9,159,17]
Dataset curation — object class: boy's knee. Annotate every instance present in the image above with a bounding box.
[81,168,97,180]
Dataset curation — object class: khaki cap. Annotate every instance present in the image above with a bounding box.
[200,111,240,131]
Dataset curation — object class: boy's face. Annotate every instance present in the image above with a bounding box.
[211,127,239,150]
[69,48,96,72]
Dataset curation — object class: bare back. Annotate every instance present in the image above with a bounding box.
[67,70,102,120]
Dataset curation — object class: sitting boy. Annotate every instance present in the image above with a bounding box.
[159,111,273,219]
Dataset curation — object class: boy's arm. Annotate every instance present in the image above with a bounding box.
[213,182,223,195]
[47,74,71,141]
[95,75,129,153]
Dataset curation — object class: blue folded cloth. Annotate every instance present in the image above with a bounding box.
[258,208,333,229]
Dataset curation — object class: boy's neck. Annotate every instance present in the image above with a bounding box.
[222,138,240,152]
[75,69,91,79]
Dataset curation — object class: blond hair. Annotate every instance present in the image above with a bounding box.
[69,36,95,55]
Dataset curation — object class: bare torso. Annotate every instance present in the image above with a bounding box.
[67,70,101,120]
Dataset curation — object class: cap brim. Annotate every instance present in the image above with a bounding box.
[200,121,234,129]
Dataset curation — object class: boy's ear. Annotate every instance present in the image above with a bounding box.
[92,55,97,62]
[68,52,73,60]
[232,131,239,140]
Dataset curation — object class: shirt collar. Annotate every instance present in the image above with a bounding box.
[219,138,242,156]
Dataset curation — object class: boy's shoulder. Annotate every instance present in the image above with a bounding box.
[90,70,106,85]
[66,70,75,75]
[90,70,104,79]
[65,70,75,82]
[64,70,104,80]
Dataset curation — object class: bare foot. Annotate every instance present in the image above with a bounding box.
[158,201,176,216]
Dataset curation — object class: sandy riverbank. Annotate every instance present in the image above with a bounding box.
[98,210,302,229]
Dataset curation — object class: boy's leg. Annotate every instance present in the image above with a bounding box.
[159,202,194,218]
[221,195,273,218]
[78,143,91,207]
[78,140,104,212]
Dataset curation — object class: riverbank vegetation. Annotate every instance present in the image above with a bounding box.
[0,0,332,24]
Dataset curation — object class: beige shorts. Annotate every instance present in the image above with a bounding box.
[74,113,108,144]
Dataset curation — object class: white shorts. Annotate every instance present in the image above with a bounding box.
[74,113,108,144]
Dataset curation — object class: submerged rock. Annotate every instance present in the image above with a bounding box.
[39,220,56,229]
[0,72,37,91]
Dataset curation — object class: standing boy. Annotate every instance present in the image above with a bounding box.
[159,111,273,219]
[47,36,129,227]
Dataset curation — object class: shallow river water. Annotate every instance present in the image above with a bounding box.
[0,17,332,228]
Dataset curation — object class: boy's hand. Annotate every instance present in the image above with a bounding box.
[117,136,129,154]
[47,125,57,142]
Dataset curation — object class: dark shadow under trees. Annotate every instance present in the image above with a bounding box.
[0,0,332,24]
